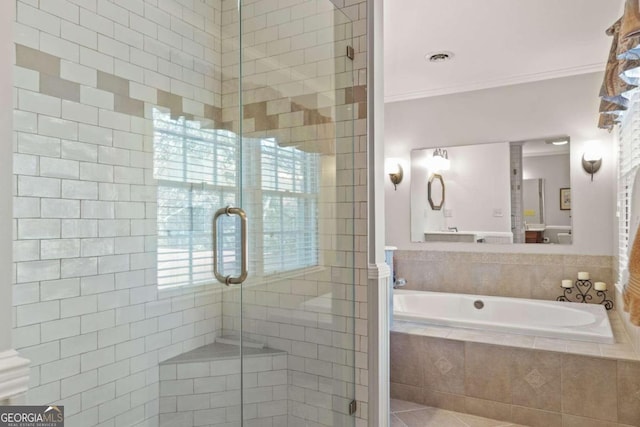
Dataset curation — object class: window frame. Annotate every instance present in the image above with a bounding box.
[153,110,321,289]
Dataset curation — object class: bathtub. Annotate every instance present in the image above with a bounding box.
[394,290,614,344]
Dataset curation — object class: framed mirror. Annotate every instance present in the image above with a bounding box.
[428,174,445,210]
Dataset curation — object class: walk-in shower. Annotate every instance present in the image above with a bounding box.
[12,0,359,425]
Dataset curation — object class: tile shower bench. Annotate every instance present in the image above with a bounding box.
[159,342,287,427]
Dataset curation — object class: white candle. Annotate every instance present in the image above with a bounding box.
[594,282,607,291]
[562,280,573,288]
[578,272,590,280]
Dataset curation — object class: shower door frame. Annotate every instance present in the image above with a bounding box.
[211,0,361,424]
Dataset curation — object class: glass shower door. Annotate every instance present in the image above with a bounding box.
[211,1,356,425]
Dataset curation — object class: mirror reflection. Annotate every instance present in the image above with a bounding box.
[428,174,445,210]
[410,138,571,244]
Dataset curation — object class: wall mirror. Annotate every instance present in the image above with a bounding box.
[410,139,571,244]
[428,174,445,210]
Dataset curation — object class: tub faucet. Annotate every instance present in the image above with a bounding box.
[393,278,407,289]
[448,226,458,232]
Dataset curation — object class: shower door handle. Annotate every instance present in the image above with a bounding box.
[212,206,248,286]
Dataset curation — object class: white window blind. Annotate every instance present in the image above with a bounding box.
[618,91,640,284]
[260,139,319,274]
[153,110,320,288]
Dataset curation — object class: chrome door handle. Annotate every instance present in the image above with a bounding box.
[212,206,248,286]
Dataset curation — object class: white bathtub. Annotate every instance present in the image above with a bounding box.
[394,290,614,344]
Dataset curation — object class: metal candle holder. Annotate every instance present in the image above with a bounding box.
[557,279,613,310]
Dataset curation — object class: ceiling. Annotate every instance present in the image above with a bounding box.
[384,0,624,103]
[521,139,571,157]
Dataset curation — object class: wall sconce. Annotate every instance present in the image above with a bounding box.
[388,164,403,190]
[429,148,450,172]
[582,149,602,182]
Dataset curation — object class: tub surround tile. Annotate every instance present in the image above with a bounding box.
[391,399,527,427]
[448,330,509,346]
[464,397,512,422]
[561,354,618,422]
[392,330,640,426]
[422,389,466,413]
[470,263,502,296]
[533,337,568,353]
[422,337,464,394]
[504,335,536,349]
[510,406,562,427]
[391,332,424,387]
[391,398,429,412]
[393,312,640,362]
[394,250,615,301]
[601,346,638,360]
[510,349,561,412]
[565,341,602,357]
[394,407,470,427]
[617,361,640,425]
[561,414,630,427]
[616,287,640,355]
[391,382,424,406]
[531,277,565,301]
[452,411,515,427]
[498,265,534,299]
[442,263,471,295]
[407,324,451,338]
[465,343,513,403]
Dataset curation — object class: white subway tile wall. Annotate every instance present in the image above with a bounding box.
[159,352,288,426]
[13,0,369,427]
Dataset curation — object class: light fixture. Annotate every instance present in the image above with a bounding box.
[388,164,403,190]
[582,147,602,182]
[545,137,570,146]
[429,148,450,172]
[385,158,405,191]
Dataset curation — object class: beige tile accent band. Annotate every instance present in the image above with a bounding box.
[39,74,80,103]
[97,71,130,97]
[16,44,60,76]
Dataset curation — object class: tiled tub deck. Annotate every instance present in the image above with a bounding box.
[391,310,640,427]
[159,343,287,427]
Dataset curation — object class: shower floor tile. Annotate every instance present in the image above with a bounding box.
[390,399,525,427]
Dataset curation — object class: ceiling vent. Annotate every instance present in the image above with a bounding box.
[426,51,455,63]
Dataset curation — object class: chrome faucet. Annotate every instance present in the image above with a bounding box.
[448,226,458,232]
[393,278,407,289]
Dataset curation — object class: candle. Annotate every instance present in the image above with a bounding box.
[594,282,607,291]
[578,272,590,280]
[562,280,573,288]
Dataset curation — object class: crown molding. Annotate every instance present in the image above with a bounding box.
[384,63,606,104]
[0,350,30,403]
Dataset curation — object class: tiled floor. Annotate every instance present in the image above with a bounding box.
[390,399,526,427]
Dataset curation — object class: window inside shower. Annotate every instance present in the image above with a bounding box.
[153,109,320,289]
